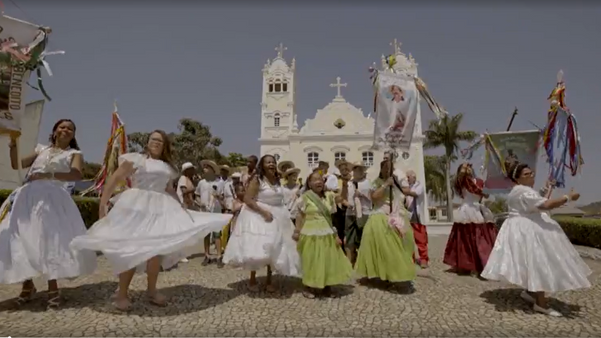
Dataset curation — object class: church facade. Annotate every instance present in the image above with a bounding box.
[258,42,430,223]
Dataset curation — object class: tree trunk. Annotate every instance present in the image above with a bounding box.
[445,158,454,222]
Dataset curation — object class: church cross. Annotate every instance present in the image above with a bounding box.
[275,43,287,58]
[330,77,347,98]
[390,38,402,55]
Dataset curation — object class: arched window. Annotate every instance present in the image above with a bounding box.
[307,152,319,168]
[334,152,346,162]
[268,83,274,93]
[274,80,282,92]
[362,151,374,167]
[274,154,281,161]
[282,81,288,92]
[274,113,280,127]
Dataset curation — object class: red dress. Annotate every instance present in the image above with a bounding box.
[443,177,499,274]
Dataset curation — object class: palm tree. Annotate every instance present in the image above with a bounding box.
[424,113,477,221]
[424,155,446,204]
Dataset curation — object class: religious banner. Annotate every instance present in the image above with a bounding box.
[0,16,49,137]
[0,99,44,190]
[483,130,540,194]
[371,71,419,152]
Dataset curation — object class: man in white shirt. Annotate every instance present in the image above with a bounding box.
[196,160,226,268]
[342,161,372,265]
[405,170,428,268]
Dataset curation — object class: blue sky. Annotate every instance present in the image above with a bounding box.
[9,2,601,203]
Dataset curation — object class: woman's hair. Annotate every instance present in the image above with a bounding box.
[507,162,530,183]
[143,129,177,172]
[378,160,391,179]
[256,154,280,184]
[453,163,472,196]
[304,171,322,192]
[48,119,80,150]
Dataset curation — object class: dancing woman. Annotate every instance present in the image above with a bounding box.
[482,162,591,317]
[70,130,231,311]
[355,160,416,286]
[223,155,301,292]
[443,162,498,276]
[293,171,352,298]
[0,119,97,309]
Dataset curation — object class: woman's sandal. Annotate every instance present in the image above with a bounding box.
[147,292,167,307]
[302,290,316,299]
[322,287,336,298]
[112,298,133,312]
[46,290,61,310]
[15,287,37,307]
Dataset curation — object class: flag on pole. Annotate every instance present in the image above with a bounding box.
[80,103,129,196]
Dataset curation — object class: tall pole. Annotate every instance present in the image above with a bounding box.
[506,107,518,131]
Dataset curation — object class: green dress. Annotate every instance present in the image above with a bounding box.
[296,191,353,289]
[355,178,416,282]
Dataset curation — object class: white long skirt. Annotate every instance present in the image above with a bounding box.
[0,180,97,284]
[70,188,231,275]
[482,213,591,293]
[223,202,301,276]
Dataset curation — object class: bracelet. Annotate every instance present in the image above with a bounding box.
[563,194,570,203]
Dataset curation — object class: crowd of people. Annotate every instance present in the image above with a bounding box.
[0,119,593,317]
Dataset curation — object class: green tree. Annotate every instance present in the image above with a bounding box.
[81,161,102,180]
[424,155,447,204]
[485,196,508,215]
[224,152,247,167]
[127,118,225,168]
[424,113,477,222]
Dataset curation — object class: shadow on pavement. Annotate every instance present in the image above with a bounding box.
[480,288,582,318]
[0,280,240,317]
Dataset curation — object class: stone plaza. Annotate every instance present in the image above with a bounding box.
[1,234,600,337]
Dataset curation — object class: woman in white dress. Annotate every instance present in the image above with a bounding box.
[0,119,97,310]
[223,155,301,292]
[482,162,591,317]
[70,130,231,311]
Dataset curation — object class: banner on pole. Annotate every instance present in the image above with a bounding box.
[0,16,47,137]
[483,130,540,194]
[372,72,419,152]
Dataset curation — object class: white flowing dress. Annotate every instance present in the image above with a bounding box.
[223,179,301,276]
[0,146,97,284]
[482,185,591,292]
[70,153,232,275]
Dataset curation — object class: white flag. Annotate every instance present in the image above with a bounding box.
[372,72,419,152]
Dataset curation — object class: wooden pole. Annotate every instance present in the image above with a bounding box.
[506,107,518,131]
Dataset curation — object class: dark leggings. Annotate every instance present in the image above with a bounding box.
[333,206,346,251]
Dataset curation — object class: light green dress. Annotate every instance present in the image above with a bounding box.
[355,178,416,282]
[296,191,353,289]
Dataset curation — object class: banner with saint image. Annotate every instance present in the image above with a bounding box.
[483,130,540,194]
[372,72,419,152]
[0,15,48,137]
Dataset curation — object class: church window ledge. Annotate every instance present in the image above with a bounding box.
[303,146,324,153]
[330,145,350,153]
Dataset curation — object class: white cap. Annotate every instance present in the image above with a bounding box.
[181,162,195,171]
[231,172,242,178]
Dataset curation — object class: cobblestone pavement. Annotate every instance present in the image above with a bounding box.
[1,235,601,337]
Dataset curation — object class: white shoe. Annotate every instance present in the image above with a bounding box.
[533,304,562,317]
[180,258,189,263]
[520,291,535,304]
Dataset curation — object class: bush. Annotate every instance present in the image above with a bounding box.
[554,216,601,249]
[0,189,100,228]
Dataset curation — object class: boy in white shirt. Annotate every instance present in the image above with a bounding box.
[195,160,226,268]
[342,161,372,265]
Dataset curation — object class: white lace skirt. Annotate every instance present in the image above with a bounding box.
[70,188,231,275]
[482,214,591,292]
[223,202,301,276]
[0,180,97,284]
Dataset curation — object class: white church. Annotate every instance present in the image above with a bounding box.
[259,41,430,223]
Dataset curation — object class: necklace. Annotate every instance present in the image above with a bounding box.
[42,146,67,166]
